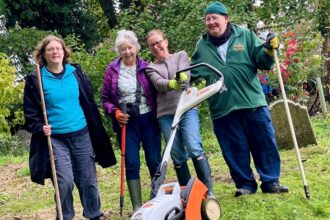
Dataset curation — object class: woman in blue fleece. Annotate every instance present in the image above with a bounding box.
[23,35,115,220]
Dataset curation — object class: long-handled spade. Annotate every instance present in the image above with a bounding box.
[120,103,127,217]
[273,50,311,199]
[35,65,64,219]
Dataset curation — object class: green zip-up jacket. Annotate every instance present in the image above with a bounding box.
[191,24,274,120]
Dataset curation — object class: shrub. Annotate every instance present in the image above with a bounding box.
[0,53,24,134]
[0,134,26,156]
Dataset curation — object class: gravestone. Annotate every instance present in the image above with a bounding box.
[15,129,31,149]
[269,100,317,149]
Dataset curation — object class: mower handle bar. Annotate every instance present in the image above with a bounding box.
[176,62,224,80]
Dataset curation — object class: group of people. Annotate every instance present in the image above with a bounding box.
[23,2,288,220]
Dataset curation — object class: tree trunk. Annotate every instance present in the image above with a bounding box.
[99,0,117,28]
[322,33,330,103]
[319,0,330,103]
[121,0,131,9]
[120,0,144,11]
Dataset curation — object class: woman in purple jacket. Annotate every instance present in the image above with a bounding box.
[101,30,161,212]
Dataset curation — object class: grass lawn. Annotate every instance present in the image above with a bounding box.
[0,115,329,220]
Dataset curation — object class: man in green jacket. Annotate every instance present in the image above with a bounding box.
[191,1,289,197]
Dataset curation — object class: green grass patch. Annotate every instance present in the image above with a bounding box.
[0,154,27,166]
[0,115,329,219]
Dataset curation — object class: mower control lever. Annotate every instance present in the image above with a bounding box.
[175,62,224,80]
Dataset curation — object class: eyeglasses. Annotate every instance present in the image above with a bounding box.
[45,47,63,53]
[148,40,164,49]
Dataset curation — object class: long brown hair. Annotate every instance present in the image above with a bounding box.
[33,35,71,66]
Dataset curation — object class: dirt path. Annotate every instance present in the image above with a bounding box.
[0,163,114,220]
[0,159,232,220]
[0,163,25,193]
[0,163,54,220]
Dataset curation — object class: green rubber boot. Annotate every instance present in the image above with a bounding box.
[127,179,142,212]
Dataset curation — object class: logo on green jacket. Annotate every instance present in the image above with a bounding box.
[233,44,245,51]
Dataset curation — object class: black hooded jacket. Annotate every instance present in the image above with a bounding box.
[23,64,116,185]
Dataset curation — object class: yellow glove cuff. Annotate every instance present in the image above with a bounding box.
[169,79,180,90]
[270,37,279,49]
[179,72,188,81]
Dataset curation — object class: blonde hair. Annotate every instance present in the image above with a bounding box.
[146,29,167,41]
[33,35,71,66]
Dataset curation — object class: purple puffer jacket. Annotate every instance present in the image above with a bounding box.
[101,56,157,132]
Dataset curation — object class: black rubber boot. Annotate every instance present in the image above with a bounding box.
[234,188,255,197]
[127,179,142,212]
[174,161,191,186]
[262,183,289,194]
[192,153,214,197]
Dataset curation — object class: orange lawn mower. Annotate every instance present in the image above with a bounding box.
[131,63,226,220]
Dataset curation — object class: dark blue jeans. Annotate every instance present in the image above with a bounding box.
[52,131,102,220]
[117,112,162,180]
[213,106,281,192]
[158,109,204,165]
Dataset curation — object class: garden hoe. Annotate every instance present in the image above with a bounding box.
[131,63,226,220]
[36,64,63,220]
[119,103,127,217]
[273,48,310,199]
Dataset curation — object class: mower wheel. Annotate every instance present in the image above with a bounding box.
[201,198,221,220]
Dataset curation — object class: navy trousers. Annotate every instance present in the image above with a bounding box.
[52,131,102,220]
[213,106,281,192]
[117,112,162,180]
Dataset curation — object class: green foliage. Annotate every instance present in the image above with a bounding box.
[0,134,25,156]
[70,37,117,135]
[83,0,110,39]
[255,0,317,28]
[0,0,5,14]
[97,0,118,29]
[118,0,210,59]
[268,28,324,102]
[0,193,10,206]
[64,33,86,52]
[0,153,27,165]
[18,166,30,177]
[0,53,24,134]
[310,114,330,141]
[286,32,323,78]
[224,0,259,30]
[0,27,54,76]
[117,0,268,60]
[1,116,330,219]
[0,0,326,138]
[317,0,330,36]
[3,0,101,49]
[70,38,117,103]
[116,0,326,105]
[1,0,326,108]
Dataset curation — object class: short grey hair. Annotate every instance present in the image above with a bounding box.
[115,30,141,55]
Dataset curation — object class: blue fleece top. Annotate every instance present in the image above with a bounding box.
[42,64,87,134]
